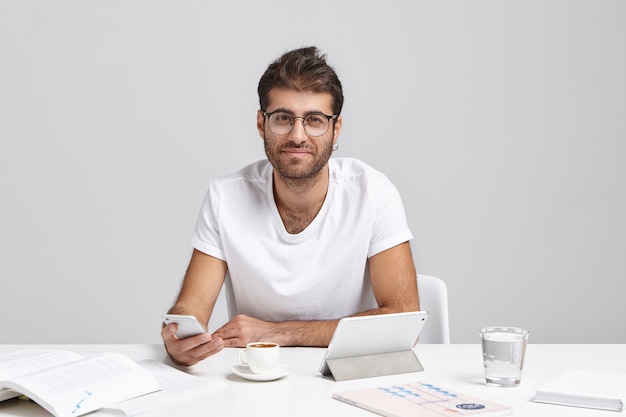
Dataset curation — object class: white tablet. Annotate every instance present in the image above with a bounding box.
[319,311,429,376]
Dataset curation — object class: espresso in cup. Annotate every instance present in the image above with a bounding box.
[239,342,280,374]
[249,343,277,348]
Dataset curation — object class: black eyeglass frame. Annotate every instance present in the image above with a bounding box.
[262,110,339,137]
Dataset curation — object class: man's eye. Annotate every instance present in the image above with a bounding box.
[306,114,325,126]
[274,113,292,123]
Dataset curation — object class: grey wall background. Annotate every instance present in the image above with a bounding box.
[1,1,624,344]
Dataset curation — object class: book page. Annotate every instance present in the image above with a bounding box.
[0,352,160,417]
[102,360,228,415]
[0,350,82,380]
[0,350,83,402]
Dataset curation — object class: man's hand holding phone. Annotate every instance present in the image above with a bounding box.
[161,314,224,366]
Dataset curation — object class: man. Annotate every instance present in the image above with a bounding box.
[162,46,419,366]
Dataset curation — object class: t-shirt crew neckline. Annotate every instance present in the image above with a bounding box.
[265,161,335,242]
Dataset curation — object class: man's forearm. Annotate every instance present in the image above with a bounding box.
[271,319,340,347]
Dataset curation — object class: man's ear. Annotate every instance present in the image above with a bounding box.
[257,110,265,139]
[332,115,343,141]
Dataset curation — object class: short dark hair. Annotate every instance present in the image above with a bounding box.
[258,46,344,115]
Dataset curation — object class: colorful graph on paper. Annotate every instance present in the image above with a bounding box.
[333,381,512,417]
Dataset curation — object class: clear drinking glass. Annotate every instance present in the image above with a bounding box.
[480,326,529,387]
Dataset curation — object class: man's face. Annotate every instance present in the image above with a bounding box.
[257,88,342,182]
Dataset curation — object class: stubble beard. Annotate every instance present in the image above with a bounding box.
[264,136,334,190]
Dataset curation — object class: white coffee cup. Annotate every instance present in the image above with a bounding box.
[238,342,280,374]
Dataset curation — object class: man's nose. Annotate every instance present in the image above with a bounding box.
[289,117,308,141]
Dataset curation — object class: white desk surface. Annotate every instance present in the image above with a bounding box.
[1,344,624,417]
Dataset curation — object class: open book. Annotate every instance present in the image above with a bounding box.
[0,349,161,417]
[333,381,512,417]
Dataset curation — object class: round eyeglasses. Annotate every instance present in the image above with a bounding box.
[263,110,338,137]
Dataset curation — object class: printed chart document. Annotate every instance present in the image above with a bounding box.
[333,381,512,417]
[0,349,160,417]
[102,359,228,415]
[534,369,626,411]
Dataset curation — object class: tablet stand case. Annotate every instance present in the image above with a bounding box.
[324,350,423,381]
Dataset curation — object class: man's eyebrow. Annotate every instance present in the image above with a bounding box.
[266,107,293,114]
[267,107,327,116]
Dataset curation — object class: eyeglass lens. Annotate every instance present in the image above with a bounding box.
[267,112,331,136]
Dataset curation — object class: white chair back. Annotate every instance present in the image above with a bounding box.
[417,274,451,344]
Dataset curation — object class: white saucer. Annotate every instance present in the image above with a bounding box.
[231,363,292,381]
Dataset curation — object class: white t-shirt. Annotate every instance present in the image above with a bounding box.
[191,157,413,322]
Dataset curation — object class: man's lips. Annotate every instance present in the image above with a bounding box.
[282,148,312,156]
